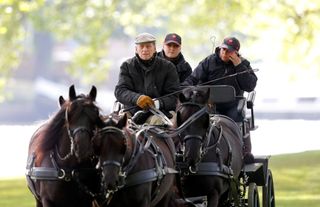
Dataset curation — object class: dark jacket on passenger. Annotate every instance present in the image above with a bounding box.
[183,47,257,96]
[114,54,179,115]
[157,50,192,83]
[183,47,257,121]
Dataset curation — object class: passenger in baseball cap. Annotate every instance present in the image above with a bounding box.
[182,36,257,164]
[157,33,192,83]
[164,33,181,45]
[219,36,240,52]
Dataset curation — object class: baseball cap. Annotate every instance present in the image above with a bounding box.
[220,37,240,51]
[135,33,156,44]
[164,33,181,45]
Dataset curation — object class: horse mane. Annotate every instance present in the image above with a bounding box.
[33,101,70,165]
[33,92,104,165]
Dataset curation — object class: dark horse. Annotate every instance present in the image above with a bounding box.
[175,86,244,207]
[92,113,177,207]
[26,85,104,207]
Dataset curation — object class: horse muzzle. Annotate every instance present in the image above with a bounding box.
[183,134,203,171]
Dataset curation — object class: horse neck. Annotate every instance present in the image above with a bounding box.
[206,120,242,168]
[122,128,136,166]
[201,123,223,162]
[33,119,66,166]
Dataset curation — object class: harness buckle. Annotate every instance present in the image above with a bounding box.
[58,169,66,180]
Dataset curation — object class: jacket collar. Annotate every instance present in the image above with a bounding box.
[135,53,157,69]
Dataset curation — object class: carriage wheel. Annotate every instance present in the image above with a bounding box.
[248,183,260,207]
[263,169,275,207]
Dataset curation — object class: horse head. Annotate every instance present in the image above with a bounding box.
[28,84,103,207]
[93,113,128,192]
[176,86,211,171]
[58,85,102,162]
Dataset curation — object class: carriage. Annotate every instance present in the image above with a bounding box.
[110,84,275,207]
[173,85,275,207]
[181,154,275,207]
[234,85,275,207]
[26,84,275,207]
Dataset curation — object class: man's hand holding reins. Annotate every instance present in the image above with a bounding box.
[136,95,155,109]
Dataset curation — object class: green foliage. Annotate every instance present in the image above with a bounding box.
[1,0,320,95]
[0,0,39,101]
[67,44,111,84]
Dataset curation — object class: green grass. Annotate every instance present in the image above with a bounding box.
[269,150,320,207]
[0,178,35,207]
[1,150,320,207]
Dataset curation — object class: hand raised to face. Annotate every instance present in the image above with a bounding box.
[228,51,241,66]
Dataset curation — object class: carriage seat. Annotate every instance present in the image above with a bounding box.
[233,90,257,140]
[208,85,257,138]
[245,90,257,131]
[208,85,247,121]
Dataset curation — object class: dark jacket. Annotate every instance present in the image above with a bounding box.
[183,47,257,122]
[183,47,257,96]
[157,50,192,83]
[114,54,179,115]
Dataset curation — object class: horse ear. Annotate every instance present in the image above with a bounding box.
[178,92,186,103]
[195,87,210,104]
[96,115,106,128]
[117,113,127,129]
[89,85,97,101]
[58,96,65,107]
[69,85,76,101]
[179,87,192,103]
[176,111,181,126]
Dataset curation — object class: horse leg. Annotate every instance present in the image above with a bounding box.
[40,198,54,207]
[207,189,220,207]
[165,188,186,207]
[154,192,173,207]
[36,200,43,207]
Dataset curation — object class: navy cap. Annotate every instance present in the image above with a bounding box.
[220,37,240,51]
[164,33,181,45]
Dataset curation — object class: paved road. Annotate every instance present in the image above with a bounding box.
[1,119,319,178]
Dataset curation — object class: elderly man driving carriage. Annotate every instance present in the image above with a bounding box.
[114,32,180,125]
[182,36,258,163]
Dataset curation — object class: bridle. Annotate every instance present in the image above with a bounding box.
[56,102,94,161]
[97,124,170,199]
[177,101,223,173]
[177,101,208,139]
[98,126,129,191]
[96,125,135,204]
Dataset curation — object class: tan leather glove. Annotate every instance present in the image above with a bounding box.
[136,95,154,109]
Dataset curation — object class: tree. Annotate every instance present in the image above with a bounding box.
[1,0,319,101]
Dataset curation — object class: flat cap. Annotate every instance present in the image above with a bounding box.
[135,32,156,44]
